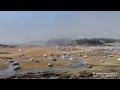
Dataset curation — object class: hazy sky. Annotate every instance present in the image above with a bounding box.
[0,11,120,44]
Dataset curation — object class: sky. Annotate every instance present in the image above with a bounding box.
[0,11,120,44]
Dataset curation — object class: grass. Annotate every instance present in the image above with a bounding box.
[0,64,8,71]
[0,45,120,77]
[19,58,73,71]
[0,52,11,54]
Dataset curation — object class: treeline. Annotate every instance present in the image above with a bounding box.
[47,38,120,46]
[74,38,120,45]
[0,44,16,48]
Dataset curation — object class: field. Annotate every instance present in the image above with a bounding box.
[0,45,120,79]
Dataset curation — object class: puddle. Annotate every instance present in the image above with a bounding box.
[0,58,50,76]
[0,68,49,76]
[53,60,89,71]
[69,60,88,68]
[0,68,20,76]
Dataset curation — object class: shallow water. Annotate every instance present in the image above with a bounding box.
[0,68,20,76]
[0,68,49,76]
[0,59,88,77]
[69,60,88,68]
[0,59,52,76]
[54,60,88,71]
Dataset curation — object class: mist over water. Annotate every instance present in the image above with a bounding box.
[0,11,120,44]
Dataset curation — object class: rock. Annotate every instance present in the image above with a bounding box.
[84,55,88,58]
[50,54,54,56]
[63,54,66,55]
[67,53,70,56]
[103,56,107,58]
[30,58,34,61]
[100,60,104,63]
[18,49,23,52]
[69,58,73,61]
[87,65,92,68]
[48,63,53,67]
[21,54,24,56]
[11,61,19,65]
[89,54,92,56]
[34,60,40,63]
[62,55,70,60]
[53,59,57,61]
[43,55,47,57]
[108,55,113,57]
[12,65,21,70]
[78,54,81,57]
[48,57,52,60]
[8,60,14,63]
[117,58,120,61]
[57,55,60,57]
